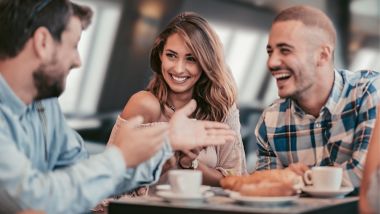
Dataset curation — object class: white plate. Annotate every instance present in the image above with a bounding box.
[229,191,299,206]
[302,186,354,198]
[156,190,213,203]
[156,184,211,192]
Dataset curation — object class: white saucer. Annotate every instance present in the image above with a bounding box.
[156,184,211,193]
[156,190,213,203]
[229,191,299,206]
[302,186,354,198]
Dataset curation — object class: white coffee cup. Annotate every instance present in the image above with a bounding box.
[168,169,202,196]
[303,166,343,191]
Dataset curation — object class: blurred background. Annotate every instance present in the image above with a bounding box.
[65,0,380,172]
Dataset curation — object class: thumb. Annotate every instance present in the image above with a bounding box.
[126,115,144,128]
[176,99,197,116]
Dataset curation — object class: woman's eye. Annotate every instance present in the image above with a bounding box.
[187,56,196,62]
[166,53,176,59]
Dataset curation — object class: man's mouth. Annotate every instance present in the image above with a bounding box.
[273,73,291,80]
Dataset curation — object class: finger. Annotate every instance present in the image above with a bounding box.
[139,124,169,138]
[288,165,304,176]
[182,150,198,159]
[125,116,144,128]
[299,164,310,174]
[175,99,197,116]
[200,135,232,146]
[201,121,231,130]
[190,147,202,155]
[207,129,236,138]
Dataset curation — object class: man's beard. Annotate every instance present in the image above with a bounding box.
[33,66,65,101]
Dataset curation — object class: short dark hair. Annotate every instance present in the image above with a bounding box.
[71,2,93,30]
[0,0,93,60]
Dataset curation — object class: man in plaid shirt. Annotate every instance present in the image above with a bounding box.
[255,5,380,187]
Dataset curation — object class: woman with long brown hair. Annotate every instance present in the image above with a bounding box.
[121,12,246,186]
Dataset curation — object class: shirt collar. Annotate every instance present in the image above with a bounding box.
[324,69,344,114]
[292,69,343,118]
[0,74,28,116]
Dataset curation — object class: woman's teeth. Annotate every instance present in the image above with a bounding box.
[171,75,187,82]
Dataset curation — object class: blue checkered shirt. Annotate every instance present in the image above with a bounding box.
[255,69,380,187]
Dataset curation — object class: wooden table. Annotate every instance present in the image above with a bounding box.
[108,192,358,214]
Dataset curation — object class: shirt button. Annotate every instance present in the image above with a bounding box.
[315,123,321,128]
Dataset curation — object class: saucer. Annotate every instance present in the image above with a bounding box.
[156,190,213,203]
[156,184,211,193]
[302,186,354,198]
[229,191,299,206]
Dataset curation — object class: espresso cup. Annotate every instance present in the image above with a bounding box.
[303,166,343,191]
[168,169,202,196]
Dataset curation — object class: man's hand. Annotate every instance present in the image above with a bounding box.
[287,163,309,176]
[110,116,168,168]
[168,100,236,151]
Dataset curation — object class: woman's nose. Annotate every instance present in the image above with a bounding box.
[174,59,186,73]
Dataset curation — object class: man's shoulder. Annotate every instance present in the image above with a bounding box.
[339,69,380,85]
[338,69,380,96]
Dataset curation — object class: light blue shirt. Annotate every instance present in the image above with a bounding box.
[0,75,173,213]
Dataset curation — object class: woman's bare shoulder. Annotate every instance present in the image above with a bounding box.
[120,91,162,123]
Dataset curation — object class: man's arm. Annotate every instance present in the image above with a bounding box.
[254,114,279,170]
[0,99,172,213]
[0,134,173,214]
[0,134,126,213]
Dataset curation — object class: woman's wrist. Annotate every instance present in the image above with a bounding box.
[178,157,192,169]
[178,157,199,169]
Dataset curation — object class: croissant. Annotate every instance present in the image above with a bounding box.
[220,169,303,195]
[239,181,296,197]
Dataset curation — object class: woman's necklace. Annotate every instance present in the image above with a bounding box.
[166,103,176,112]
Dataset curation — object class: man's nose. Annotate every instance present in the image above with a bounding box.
[267,52,282,70]
[73,54,82,68]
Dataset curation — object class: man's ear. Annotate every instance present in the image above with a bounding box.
[32,27,55,61]
[317,45,333,67]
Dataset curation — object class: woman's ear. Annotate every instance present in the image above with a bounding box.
[32,27,55,62]
[159,51,163,61]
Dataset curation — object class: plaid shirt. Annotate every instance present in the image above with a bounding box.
[255,69,380,187]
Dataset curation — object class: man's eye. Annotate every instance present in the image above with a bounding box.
[280,49,290,54]
[267,50,273,56]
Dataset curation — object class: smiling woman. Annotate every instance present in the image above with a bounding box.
[118,12,247,189]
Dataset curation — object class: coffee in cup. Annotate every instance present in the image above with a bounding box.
[303,166,342,191]
[168,169,202,196]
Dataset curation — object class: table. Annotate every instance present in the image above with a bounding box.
[108,193,358,214]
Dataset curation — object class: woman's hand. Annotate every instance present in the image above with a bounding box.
[178,147,202,168]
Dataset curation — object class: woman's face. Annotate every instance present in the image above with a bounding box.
[160,33,202,96]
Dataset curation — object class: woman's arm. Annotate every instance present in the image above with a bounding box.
[359,110,380,214]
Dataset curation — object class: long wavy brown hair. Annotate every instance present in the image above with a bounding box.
[147,12,237,122]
